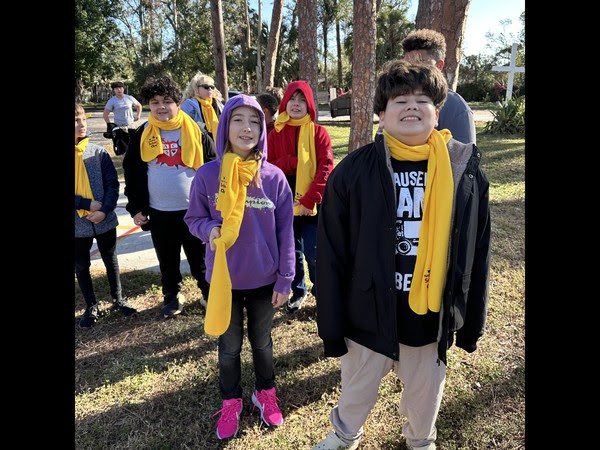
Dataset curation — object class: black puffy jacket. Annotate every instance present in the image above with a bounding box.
[316,132,491,365]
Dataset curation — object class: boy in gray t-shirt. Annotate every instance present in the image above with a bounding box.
[103,81,143,155]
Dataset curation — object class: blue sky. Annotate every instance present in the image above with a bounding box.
[250,0,524,57]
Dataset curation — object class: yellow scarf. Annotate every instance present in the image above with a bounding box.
[384,128,453,315]
[196,96,219,142]
[140,109,204,170]
[274,112,317,215]
[205,152,259,336]
[75,138,94,218]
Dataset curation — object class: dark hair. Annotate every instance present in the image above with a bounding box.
[111,81,125,89]
[255,93,279,115]
[140,76,183,104]
[402,29,447,62]
[373,59,448,114]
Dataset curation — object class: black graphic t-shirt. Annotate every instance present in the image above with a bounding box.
[391,158,440,347]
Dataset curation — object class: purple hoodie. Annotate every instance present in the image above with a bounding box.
[184,95,295,293]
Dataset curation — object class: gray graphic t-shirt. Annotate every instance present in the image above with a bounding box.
[146,126,196,211]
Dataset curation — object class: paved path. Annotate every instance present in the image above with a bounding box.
[88,106,494,273]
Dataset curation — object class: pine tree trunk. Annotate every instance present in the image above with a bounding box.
[210,0,229,101]
[298,0,319,117]
[415,0,471,91]
[263,0,284,90]
[348,0,377,152]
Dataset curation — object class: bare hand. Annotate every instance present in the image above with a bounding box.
[272,291,289,308]
[86,211,106,224]
[133,212,149,226]
[90,200,103,212]
[209,226,222,251]
[293,201,313,216]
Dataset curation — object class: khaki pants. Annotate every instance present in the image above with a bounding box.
[330,339,446,448]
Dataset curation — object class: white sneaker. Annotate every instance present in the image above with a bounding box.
[407,442,436,450]
[311,431,360,450]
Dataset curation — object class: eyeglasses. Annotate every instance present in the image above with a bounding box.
[199,84,215,90]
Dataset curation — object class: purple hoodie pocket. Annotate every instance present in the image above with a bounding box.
[227,242,277,285]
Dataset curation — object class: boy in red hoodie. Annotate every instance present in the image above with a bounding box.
[267,80,334,312]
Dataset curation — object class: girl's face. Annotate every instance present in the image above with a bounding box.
[285,90,308,119]
[228,106,261,159]
[149,95,179,121]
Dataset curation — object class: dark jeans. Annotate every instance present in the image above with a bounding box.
[149,208,210,301]
[75,228,121,307]
[291,216,317,299]
[218,283,276,399]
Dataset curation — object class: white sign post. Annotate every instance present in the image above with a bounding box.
[492,43,525,104]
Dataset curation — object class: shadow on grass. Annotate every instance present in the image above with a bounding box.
[75,359,340,449]
[379,363,525,450]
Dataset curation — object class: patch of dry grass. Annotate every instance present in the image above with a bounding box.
[75,125,524,449]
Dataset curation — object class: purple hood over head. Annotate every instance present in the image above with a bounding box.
[215,94,267,164]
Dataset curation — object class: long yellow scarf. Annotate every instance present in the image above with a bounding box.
[196,96,219,143]
[75,138,94,218]
[140,109,204,170]
[384,128,453,315]
[274,112,317,215]
[205,152,259,336]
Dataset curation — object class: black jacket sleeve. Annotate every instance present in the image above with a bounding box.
[122,124,150,217]
[316,161,351,357]
[201,126,217,162]
[455,167,491,352]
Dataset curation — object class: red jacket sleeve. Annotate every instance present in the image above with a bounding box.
[267,127,298,174]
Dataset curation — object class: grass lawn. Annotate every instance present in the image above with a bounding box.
[75,123,524,449]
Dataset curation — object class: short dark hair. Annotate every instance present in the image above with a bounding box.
[373,59,447,114]
[111,81,125,89]
[402,29,447,62]
[140,76,183,104]
[256,93,279,115]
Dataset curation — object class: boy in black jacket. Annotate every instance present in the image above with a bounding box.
[123,76,216,318]
[312,60,490,450]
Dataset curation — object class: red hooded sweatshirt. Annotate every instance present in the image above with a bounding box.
[267,80,334,211]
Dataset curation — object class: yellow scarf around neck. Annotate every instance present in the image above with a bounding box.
[383,128,453,315]
[274,112,317,215]
[141,109,204,170]
[196,96,219,142]
[75,138,94,218]
[205,152,259,336]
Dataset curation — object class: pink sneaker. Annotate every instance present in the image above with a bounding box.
[251,387,283,426]
[213,398,243,439]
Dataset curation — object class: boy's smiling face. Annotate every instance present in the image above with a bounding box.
[149,95,179,121]
[379,89,439,146]
[286,90,308,119]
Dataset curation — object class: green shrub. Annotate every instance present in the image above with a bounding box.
[483,96,525,134]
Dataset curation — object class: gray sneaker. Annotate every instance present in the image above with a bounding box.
[285,294,307,313]
[312,431,360,450]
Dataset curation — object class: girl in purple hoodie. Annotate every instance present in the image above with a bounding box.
[184,95,295,440]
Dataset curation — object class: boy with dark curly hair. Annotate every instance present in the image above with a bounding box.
[402,29,476,145]
[312,60,490,450]
[123,76,216,317]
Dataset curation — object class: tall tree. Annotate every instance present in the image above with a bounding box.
[298,0,319,111]
[415,0,471,91]
[263,0,285,90]
[256,0,263,91]
[210,0,229,101]
[348,0,377,152]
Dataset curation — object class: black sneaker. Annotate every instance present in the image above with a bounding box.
[285,295,307,313]
[112,299,137,317]
[162,294,185,318]
[79,305,99,328]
